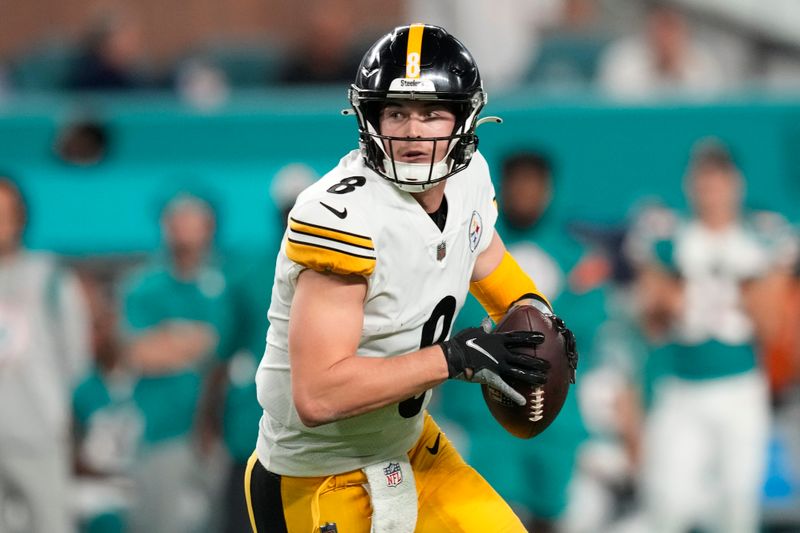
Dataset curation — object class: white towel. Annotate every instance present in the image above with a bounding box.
[363,455,418,533]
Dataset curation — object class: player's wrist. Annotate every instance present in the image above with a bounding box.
[438,339,464,379]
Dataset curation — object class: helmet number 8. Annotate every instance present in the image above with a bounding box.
[406,52,421,78]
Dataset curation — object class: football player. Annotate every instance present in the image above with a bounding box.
[631,140,798,533]
[245,24,577,532]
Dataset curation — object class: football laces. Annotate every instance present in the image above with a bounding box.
[528,386,545,422]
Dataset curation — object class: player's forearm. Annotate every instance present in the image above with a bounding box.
[471,235,550,323]
[292,345,448,427]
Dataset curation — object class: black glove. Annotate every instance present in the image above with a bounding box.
[506,295,579,384]
[551,315,578,383]
[439,326,549,406]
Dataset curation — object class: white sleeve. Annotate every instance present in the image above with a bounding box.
[284,197,377,278]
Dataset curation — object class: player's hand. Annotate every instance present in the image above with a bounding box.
[551,315,578,383]
[507,296,579,384]
[439,326,549,406]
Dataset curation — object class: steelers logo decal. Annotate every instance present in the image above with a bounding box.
[469,211,482,252]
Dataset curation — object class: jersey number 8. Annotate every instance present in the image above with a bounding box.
[398,296,456,418]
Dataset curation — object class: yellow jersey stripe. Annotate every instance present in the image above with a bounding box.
[286,239,376,277]
[244,452,259,533]
[406,24,425,78]
[289,217,373,249]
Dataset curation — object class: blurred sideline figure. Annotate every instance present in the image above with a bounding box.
[72,274,139,533]
[597,3,726,99]
[406,0,562,91]
[68,7,148,91]
[524,0,614,90]
[118,192,235,533]
[278,0,361,85]
[439,151,601,531]
[219,163,318,533]
[627,139,798,533]
[0,175,91,533]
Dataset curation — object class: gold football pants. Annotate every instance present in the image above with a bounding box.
[245,412,526,532]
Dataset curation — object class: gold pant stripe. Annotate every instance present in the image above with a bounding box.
[244,451,259,533]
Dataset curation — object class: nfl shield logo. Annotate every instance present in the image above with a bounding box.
[383,462,403,487]
[469,211,483,252]
[436,241,447,261]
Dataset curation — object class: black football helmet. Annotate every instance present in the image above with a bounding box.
[347,24,489,192]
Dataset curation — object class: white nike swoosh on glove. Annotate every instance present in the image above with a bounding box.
[465,338,499,364]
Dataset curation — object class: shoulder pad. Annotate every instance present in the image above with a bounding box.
[285,198,376,277]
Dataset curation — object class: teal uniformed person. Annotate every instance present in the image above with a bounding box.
[431,152,597,531]
[71,273,140,533]
[117,192,235,533]
[73,369,141,533]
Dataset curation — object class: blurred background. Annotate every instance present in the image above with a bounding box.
[1,0,799,532]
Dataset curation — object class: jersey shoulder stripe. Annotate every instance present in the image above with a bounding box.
[286,217,377,277]
[286,239,376,277]
[289,217,373,250]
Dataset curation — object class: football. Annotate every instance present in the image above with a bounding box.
[481,304,572,439]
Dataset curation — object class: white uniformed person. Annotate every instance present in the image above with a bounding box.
[630,140,798,533]
[245,24,577,532]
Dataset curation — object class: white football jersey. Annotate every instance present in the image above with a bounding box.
[673,213,797,346]
[255,149,497,476]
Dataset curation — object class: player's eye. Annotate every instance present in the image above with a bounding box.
[383,109,405,121]
[425,108,453,121]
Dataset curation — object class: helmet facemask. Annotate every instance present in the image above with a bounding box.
[350,89,486,193]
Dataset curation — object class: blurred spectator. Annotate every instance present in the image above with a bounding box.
[526,0,614,90]
[118,192,235,533]
[597,3,726,99]
[175,59,230,110]
[564,200,679,533]
[278,0,361,85]
[269,163,320,224]
[0,175,91,533]
[406,0,562,91]
[54,119,110,166]
[628,139,798,533]
[72,274,139,533]
[220,163,318,533]
[433,150,602,531]
[69,8,148,91]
